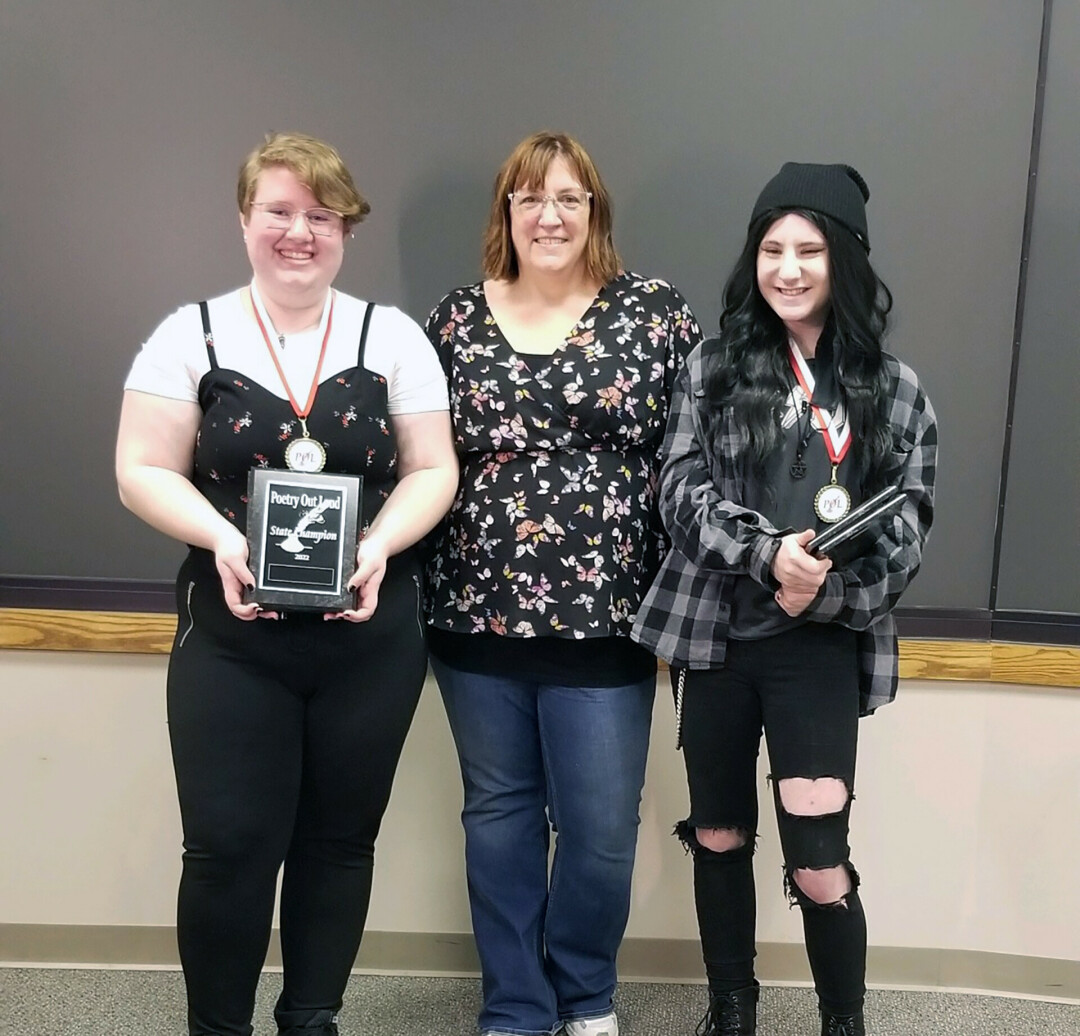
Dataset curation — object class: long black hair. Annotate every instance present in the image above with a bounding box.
[703,207,894,492]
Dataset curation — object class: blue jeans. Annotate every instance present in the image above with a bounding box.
[432,660,655,1036]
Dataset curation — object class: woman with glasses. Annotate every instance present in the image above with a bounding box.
[425,131,701,1036]
[116,131,457,1036]
[633,164,937,1036]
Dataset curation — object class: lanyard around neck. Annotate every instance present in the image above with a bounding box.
[786,339,850,466]
[250,288,335,427]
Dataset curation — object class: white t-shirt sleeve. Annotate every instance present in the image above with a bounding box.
[123,304,207,403]
[365,306,450,415]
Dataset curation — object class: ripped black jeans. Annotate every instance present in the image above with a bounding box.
[677,622,866,1017]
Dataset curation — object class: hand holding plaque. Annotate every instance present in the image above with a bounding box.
[245,469,362,611]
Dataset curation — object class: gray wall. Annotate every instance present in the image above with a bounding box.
[0,0,1067,615]
[996,0,1080,614]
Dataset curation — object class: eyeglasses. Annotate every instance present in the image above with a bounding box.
[507,190,592,215]
[249,202,345,236]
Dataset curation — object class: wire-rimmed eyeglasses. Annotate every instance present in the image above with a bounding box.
[250,202,345,236]
[507,190,593,215]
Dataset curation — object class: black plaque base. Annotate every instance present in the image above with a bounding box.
[245,469,362,611]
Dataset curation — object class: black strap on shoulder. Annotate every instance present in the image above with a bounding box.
[357,302,374,367]
[198,301,218,370]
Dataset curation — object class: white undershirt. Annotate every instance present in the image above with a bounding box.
[124,284,448,415]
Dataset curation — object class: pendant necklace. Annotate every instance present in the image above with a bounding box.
[786,339,852,522]
[789,396,812,480]
[251,288,335,472]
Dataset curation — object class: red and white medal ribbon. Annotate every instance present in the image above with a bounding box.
[251,287,335,472]
[787,340,852,522]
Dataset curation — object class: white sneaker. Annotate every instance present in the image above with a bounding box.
[563,1013,618,1036]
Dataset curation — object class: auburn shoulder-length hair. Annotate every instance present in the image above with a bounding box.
[237,131,370,230]
[481,131,621,283]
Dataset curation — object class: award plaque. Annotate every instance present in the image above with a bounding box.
[808,484,905,562]
[245,469,362,611]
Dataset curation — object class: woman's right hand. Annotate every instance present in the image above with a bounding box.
[212,526,275,620]
[771,529,831,594]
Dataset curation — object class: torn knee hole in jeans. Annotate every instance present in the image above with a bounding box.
[772,774,853,817]
[674,819,755,856]
[783,861,861,909]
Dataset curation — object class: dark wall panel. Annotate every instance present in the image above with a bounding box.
[0,1,1045,611]
[996,1,1080,614]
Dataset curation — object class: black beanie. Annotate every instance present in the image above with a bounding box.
[750,162,871,251]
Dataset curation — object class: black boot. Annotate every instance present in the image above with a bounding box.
[276,1007,340,1036]
[820,1009,865,1036]
[695,982,758,1035]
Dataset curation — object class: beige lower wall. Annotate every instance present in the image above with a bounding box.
[1,650,1078,972]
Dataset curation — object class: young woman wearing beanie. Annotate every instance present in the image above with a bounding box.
[633,163,937,1036]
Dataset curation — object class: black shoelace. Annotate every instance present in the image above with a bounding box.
[695,993,745,1036]
[824,1015,862,1036]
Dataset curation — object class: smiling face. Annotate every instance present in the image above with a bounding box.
[509,156,591,281]
[756,212,832,340]
[240,164,345,306]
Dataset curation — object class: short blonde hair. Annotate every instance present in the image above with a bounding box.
[237,132,370,229]
[482,131,620,283]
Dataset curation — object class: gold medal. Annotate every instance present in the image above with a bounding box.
[284,418,327,473]
[814,466,852,523]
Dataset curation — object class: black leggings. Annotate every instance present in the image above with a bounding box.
[678,623,866,1017]
[167,549,427,1036]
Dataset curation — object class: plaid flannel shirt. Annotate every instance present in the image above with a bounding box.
[632,337,937,715]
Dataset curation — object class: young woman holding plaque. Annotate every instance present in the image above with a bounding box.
[424,131,701,1036]
[633,163,938,1036]
[115,132,457,1036]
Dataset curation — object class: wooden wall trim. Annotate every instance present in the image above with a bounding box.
[2,607,1078,687]
[988,642,1080,688]
[896,639,991,682]
[0,608,175,655]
